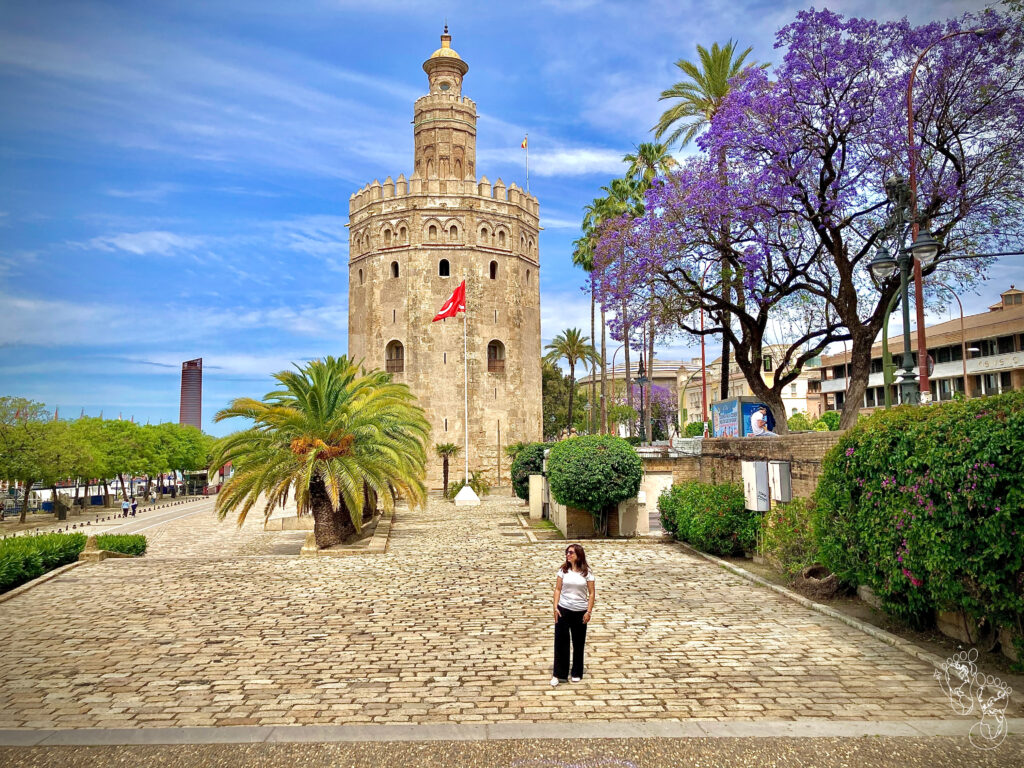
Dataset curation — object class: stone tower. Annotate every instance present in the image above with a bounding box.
[347,28,542,489]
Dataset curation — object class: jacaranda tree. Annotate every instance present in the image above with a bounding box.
[598,8,1024,429]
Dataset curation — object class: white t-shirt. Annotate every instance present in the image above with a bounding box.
[751,411,768,434]
[557,568,595,611]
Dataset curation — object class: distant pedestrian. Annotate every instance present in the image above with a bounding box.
[120,498,130,517]
[130,497,137,516]
[551,543,595,686]
[749,405,778,437]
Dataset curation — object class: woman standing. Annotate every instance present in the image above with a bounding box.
[551,543,596,686]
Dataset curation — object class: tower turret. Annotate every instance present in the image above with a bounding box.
[414,26,476,180]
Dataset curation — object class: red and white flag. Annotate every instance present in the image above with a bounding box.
[432,280,466,322]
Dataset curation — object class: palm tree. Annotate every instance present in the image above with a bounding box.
[210,356,430,549]
[623,142,677,187]
[653,41,761,149]
[434,442,460,497]
[543,329,598,433]
[653,40,765,401]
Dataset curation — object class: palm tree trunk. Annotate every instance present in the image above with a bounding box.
[600,308,608,434]
[310,476,344,548]
[590,275,597,434]
[646,317,654,443]
[717,148,731,402]
[442,457,449,496]
[567,362,576,433]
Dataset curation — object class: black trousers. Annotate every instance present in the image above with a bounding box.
[553,607,588,680]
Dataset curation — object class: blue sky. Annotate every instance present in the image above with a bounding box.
[0,0,1010,435]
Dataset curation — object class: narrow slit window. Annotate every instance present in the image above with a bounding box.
[489,261,497,280]
[391,261,399,278]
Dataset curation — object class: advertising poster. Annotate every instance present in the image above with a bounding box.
[711,399,739,438]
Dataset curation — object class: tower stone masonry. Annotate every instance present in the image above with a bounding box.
[347,28,542,489]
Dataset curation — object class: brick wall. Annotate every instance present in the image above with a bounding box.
[642,432,843,499]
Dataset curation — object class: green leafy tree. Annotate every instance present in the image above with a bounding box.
[510,442,547,501]
[547,435,643,535]
[434,442,460,497]
[542,360,572,439]
[211,357,430,549]
[543,329,599,434]
[0,400,57,521]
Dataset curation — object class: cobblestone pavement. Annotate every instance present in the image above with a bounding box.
[0,493,1015,730]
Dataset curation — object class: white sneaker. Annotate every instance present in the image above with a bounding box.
[571,677,582,683]
[550,677,559,687]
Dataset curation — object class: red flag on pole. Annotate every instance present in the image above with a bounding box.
[432,280,466,322]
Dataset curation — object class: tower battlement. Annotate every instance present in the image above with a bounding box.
[346,29,542,488]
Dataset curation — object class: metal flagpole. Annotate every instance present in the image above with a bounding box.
[463,282,470,482]
[525,134,529,195]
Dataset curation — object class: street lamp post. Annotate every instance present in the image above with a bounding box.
[869,245,920,405]
[636,355,650,444]
[906,27,1000,402]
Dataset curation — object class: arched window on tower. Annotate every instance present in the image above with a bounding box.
[384,228,392,246]
[489,261,497,280]
[428,224,437,242]
[449,225,458,242]
[488,340,506,374]
[454,159,462,178]
[528,237,535,255]
[358,268,364,285]
[526,269,531,285]
[386,340,404,374]
[498,230,506,247]
[439,259,450,277]
[391,261,399,278]
[363,234,370,251]
[399,226,408,242]
[479,226,489,244]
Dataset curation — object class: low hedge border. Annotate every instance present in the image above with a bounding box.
[0,533,147,594]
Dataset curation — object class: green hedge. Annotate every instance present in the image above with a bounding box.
[94,534,148,557]
[659,481,758,556]
[814,392,1024,641]
[510,442,548,501]
[683,421,705,437]
[548,435,643,533]
[0,532,148,593]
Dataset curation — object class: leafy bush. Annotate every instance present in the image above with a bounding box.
[0,532,150,593]
[788,412,813,431]
[95,534,147,557]
[445,471,491,500]
[547,435,643,534]
[810,419,830,431]
[814,392,1024,635]
[819,411,841,431]
[761,498,818,578]
[0,533,85,592]
[510,442,547,500]
[624,436,643,447]
[658,481,758,556]
[684,421,705,437]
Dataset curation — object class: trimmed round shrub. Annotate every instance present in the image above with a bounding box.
[547,435,643,533]
[510,442,548,501]
[814,392,1024,638]
[658,481,757,556]
[787,412,812,432]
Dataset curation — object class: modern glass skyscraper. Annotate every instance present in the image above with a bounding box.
[179,358,202,429]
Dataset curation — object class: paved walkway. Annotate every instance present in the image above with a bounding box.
[2,493,1014,734]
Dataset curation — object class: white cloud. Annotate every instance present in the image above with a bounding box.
[480,146,626,178]
[85,230,209,256]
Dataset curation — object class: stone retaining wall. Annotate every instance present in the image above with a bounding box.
[642,432,843,500]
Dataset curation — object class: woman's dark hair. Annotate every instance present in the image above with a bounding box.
[560,543,590,577]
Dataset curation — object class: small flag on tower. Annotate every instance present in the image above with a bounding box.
[432,280,466,322]
[521,136,528,149]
